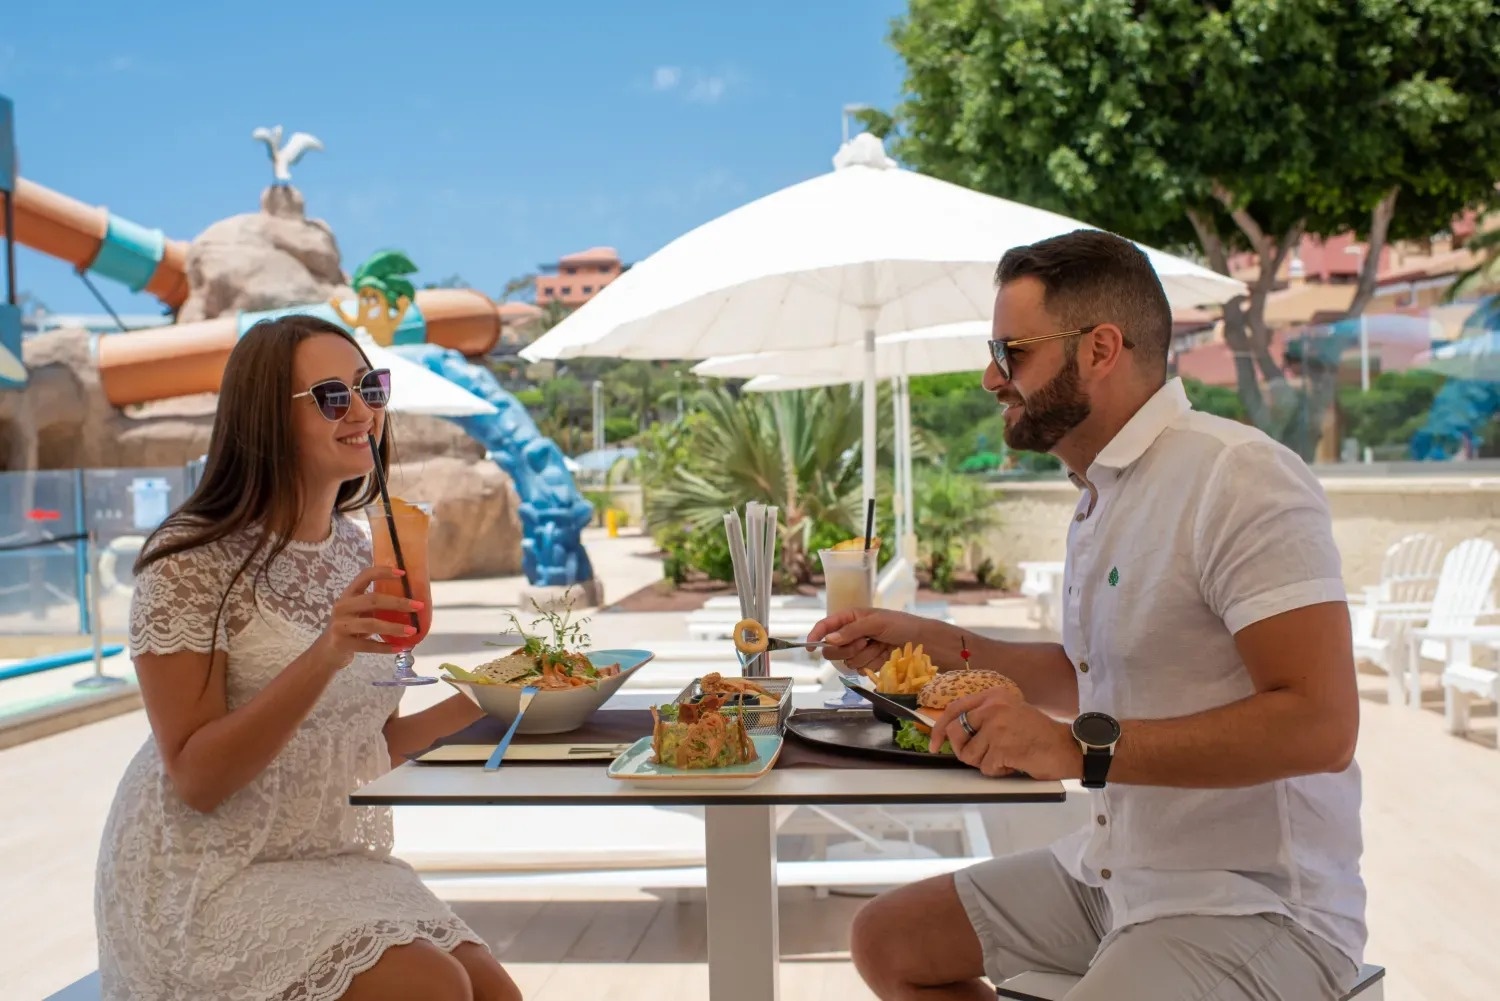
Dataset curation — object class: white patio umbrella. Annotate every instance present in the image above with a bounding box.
[357,334,499,416]
[692,320,991,383]
[693,322,994,564]
[521,132,1246,515]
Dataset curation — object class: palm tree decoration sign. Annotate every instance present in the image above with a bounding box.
[333,250,418,346]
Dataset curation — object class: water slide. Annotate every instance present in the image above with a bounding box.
[1409,379,1500,459]
[3,177,595,586]
[92,288,502,405]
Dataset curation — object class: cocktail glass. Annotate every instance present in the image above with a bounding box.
[819,543,880,706]
[364,499,438,686]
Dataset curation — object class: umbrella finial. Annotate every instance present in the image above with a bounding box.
[833,132,896,171]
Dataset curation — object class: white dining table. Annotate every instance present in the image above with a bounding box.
[350,693,1067,1001]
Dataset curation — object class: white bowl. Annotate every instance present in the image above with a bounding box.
[441,648,655,735]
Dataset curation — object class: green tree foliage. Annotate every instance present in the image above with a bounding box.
[864,0,1500,456]
[1182,377,1248,423]
[1338,370,1447,449]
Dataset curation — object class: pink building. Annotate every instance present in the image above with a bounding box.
[535,247,624,308]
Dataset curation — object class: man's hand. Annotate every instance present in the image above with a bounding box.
[930,688,1081,780]
[806,607,932,675]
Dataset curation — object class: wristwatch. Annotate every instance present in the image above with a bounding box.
[1072,712,1121,789]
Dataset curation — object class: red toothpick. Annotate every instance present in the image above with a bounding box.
[959,634,971,665]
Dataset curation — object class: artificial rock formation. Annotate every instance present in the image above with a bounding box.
[176,185,350,323]
[386,456,523,579]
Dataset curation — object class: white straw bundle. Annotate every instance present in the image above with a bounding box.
[723,502,781,677]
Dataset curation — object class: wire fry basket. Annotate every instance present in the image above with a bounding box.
[670,675,794,736]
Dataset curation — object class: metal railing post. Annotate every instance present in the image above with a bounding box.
[73,527,125,690]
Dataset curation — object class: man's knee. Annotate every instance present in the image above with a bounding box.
[850,875,988,990]
[849,891,904,970]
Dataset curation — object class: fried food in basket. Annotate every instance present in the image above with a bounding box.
[699,671,776,706]
[649,694,759,769]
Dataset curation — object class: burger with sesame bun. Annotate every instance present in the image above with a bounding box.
[893,669,1025,754]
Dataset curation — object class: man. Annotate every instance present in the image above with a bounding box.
[808,229,1365,1000]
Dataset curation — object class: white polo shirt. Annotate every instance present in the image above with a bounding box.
[1049,377,1366,968]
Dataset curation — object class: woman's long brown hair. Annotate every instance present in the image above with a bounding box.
[133,314,394,660]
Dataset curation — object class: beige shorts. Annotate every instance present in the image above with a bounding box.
[953,848,1358,1000]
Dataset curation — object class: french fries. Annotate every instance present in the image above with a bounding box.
[868,641,937,694]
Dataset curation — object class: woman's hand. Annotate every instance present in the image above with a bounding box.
[310,566,423,670]
[806,608,932,676]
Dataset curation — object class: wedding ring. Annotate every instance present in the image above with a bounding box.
[959,711,977,737]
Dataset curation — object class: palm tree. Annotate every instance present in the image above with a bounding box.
[645,385,922,583]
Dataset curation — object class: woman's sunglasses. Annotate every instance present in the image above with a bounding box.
[292,369,392,422]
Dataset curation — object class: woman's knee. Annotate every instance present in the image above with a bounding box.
[451,942,522,1001]
[341,941,473,1001]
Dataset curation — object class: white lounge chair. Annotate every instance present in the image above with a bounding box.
[1353,538,1499,707]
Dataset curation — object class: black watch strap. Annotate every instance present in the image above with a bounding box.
[1081,747,1112,789]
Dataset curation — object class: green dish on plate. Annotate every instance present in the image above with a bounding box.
[607,734,783,789]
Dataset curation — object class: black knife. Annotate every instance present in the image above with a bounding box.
[839,675,940,729]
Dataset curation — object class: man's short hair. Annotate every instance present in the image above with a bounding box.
[995,229,1173,377]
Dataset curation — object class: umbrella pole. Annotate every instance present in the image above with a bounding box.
[890,375,905,562]
[900,372,915,565]
[862,325,877,522]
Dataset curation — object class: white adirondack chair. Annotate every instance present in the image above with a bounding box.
[1016,560,1065,630]
[1353,538,1499,707]
[1433,625,1500,741]
[1353,532,1444,609]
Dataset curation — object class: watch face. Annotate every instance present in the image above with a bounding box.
[1074,713,1120,747]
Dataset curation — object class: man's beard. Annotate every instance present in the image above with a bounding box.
[1001,351,1092,453]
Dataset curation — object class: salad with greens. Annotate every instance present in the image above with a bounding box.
[441,591,620,689]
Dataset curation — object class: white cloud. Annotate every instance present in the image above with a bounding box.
[652,65,681,91]
[646,66,739,105]
[686,75,727,104]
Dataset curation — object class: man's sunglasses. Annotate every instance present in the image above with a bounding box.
[292,369,392,422]
[987,324,1133,381]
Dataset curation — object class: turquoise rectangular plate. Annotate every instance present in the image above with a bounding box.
[607,734,783,789]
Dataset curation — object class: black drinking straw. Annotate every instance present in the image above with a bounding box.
[366,434,419,630]
[863,497,876,551]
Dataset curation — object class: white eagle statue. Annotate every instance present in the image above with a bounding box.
[251,125,324,184]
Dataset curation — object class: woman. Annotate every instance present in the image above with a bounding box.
[95,315,521,1001]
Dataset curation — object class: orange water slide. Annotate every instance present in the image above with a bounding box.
[95,288,504,405]
[1,178,190,307]
[4,179,503,404]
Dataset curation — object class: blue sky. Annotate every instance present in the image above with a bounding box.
[2,0,908,316]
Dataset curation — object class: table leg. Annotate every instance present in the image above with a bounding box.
[705,804,779,1001]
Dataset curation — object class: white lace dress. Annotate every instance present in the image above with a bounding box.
[94,516,485,1001]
